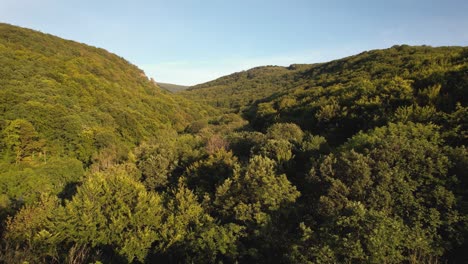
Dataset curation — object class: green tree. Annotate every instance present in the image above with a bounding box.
[156,180,243,263]
[2,194,59,263]
[266,123,304,143]
[256,139,293,167]
[185,149,240,196]
[2,119,44,163]
[53,171,165,262]
[136,141,178,190]
[215,155,300,226]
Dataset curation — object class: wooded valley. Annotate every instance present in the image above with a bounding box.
[0,23,467,263]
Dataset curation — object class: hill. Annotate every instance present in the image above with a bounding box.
[157,82,189,92]
[183,45,467,142]
[182,46,466,112]
[244,46,468,141]
[181,65,309,110]
[0,23,215,219]
[0,23,213,159]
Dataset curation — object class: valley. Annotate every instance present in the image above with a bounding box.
[0,23,467,263]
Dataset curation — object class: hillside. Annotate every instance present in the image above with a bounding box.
[184,45,467,142]
[0,23,215,222]
[0,23,214,159]
[245,46,468,142]
[1,24,467,264]
[183,46,466,112]
[157,82,189,92]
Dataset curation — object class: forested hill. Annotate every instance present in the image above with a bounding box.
[182,64,308,110]
[0,23,215,230]
[183,45,467,143]
[182,46,467,113]
[0,23,213,162]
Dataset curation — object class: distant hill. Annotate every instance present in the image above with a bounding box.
[157,82,189,92]
[181,65,308,110]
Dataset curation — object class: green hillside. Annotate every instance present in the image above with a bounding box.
[183,46,466,112]
[1,24,467,264]
[0,23,215,228]
[246,46,467,136]
[157,82,189,92]
[0,23,214,161]
[184,45,467,143]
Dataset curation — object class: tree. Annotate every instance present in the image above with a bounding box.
[290,202,407,264]
[185,149,240,196]
[136,141,178,190]
[2,194,59,263]
[215,155,300,226]
[266,123,304,143]
[214,155,300,262]
[255,139,293,167]
[205,134,229,154]
[155,180,243,263]
[53,171,165,262]
[2,119,44,163]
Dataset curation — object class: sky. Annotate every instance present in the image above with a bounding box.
[1,0,468,85]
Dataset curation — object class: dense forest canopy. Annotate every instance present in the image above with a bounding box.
[0,23,467,263]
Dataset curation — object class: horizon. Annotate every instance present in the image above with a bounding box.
[2,0,468,85]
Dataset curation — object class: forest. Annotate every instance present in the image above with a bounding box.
[0,23,467,263]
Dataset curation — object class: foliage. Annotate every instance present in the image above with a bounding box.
[214,155,300,226]
[0,24,467,263]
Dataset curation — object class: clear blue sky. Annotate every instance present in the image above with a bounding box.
[2,0,468,85]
